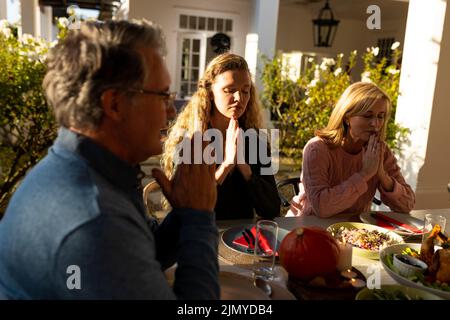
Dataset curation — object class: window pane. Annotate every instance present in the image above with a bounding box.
[207,17,215,31]
[198,17,206,30]
[216,18,223,32]
[180,15,187,28]
[189,16,197,30]
[192,54,199,67]
[191,69,199,81]
[225,19,232,32]
[182,39,190,52]
[189,15,197,29]
[182,68,189,81]
[181,54,189,68]
[192,40,200,53]
[181,82,188,96]
[190,83,197,94]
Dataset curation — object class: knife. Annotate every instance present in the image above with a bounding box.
[242,231,254,249]
[370,214,415,234]
[371,212,423,234]
[244,228,263,252]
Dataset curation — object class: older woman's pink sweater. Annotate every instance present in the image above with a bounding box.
[288,137,415,218]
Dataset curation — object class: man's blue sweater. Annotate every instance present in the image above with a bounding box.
[0,128,219,299]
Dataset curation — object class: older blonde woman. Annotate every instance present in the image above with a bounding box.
[288,82,415,218]
[162,53,280,220]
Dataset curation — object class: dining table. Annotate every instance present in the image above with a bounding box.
[216,208,450,300]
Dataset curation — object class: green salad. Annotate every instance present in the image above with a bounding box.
[385,248,450,292]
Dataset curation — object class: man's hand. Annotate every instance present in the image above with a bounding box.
[152,134,217,212]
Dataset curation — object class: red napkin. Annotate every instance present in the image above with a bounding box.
[373,212,423,234]
[232,226,276,255]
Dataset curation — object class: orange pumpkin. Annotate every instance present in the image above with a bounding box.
[279,227,340,280]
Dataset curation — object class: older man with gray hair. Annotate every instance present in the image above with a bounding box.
[0,20,219,299]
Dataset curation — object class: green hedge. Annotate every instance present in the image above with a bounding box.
[0,21,57,216]
[261,44,409,167]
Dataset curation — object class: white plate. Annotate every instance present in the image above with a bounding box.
[327,222,404,260]
[380,243,450,300]
[360,211,424,237]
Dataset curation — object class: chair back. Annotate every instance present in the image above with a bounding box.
[276,177,301,208]
[143,180,163,219]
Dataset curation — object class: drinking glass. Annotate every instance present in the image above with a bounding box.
[252,220,279,281]
[421,213,446,245]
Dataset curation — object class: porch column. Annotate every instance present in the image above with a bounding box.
[115,0,129,20]
[246,0,279,90]
[20,0,40,36]
[396,0,450,209]
[0,0,7,20]
[39,5,53,41]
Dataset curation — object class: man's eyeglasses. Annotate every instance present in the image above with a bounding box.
[126,88,177,106]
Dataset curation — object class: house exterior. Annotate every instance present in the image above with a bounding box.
[125,0,409,98]
[2,0,450,210]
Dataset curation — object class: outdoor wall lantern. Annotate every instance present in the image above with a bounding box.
[312,0,340,47]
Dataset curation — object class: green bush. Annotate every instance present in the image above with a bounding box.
[0,20,57,216]
[261,44,409,168]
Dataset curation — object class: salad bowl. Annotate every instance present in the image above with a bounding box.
[327,222,404,260]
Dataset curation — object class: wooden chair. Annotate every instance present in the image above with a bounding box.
[143,180,165,221]
[276,177,301,208]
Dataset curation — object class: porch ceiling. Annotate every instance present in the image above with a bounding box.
[280,0,409,21]
[39,0,120,19]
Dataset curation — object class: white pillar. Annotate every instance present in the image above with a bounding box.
[0,0,7,20]
[39,5,53,41]
[245,33,259,81]
[1,0,20,23]
[20,0,40,36]
[247,0,280,91]
[396,0,450,209]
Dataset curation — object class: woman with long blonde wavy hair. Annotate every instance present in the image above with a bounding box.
[287,82,415,218]
[162,53,280,220]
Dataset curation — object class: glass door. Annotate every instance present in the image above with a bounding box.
[177,33,206,99]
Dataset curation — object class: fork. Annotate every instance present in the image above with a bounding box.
[245,228,263,252]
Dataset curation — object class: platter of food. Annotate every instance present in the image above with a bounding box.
[380,242,450,299]
[327,222,404,259]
